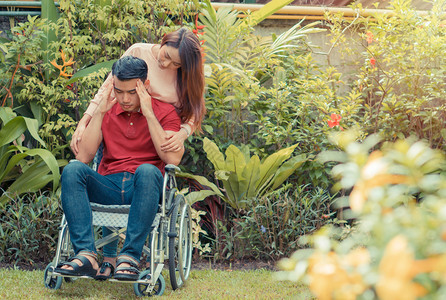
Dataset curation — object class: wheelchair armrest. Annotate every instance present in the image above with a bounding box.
[165,164,180,175]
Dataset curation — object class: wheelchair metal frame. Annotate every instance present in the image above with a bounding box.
[43,164,193,297]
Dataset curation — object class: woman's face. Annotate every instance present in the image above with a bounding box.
[157,45,181,70]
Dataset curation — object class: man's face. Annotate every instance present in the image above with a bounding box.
[113,77,141,112]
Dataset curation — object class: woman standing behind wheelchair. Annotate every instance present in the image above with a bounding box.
[70,27,206,280]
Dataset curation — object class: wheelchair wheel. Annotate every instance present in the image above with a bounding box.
[178,203,193,282]
[43,262,62,290]
[133,270,165,297]
[168,195,193,290]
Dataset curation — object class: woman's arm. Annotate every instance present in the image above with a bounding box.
[160,117,196,152]
[76,81,116,163]
[137,80,184,165]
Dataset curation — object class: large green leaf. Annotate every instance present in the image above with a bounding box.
[41,0,60,80]
[0,157,65,206]
[0,150,28,183]
[202,0,217,22]
[225,144,246,177]
[270,154,307,191]
[176,171,225,199]
[222,173,239,209]
[66,60,117,85]
[0,107,16,125]
[0,147,60,193]
[0,117,27,147]
[0,161,53,205]
[241,155,261,199]
[185,190,219,205]
[256,144,298,190]
[23,117,46,147]
[245,0,295,27]
[203,138,226,171]
[26,148,61,188]
[0,116,46,148]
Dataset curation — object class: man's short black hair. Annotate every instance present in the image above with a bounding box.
[112,56,148,81]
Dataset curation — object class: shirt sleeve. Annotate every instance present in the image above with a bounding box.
[154,101,181,132]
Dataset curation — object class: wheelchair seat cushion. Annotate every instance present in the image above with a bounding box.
[91,203,131,227]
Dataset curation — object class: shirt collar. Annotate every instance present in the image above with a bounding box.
[115,104,142,116]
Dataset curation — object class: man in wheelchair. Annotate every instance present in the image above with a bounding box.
[55,56,184,281]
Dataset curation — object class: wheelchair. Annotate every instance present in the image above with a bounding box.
[43,158,193,297]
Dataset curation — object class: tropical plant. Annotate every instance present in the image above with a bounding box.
[198,0,324,149]
[202,138,306,211]
[0,107,64,206]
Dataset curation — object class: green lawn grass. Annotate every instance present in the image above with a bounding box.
[0,268,312,299]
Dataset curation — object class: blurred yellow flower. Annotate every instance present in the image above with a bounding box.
[350,151,408,212]
[308,248,370,300]
[50,50,75,78]
[376,235,431,300]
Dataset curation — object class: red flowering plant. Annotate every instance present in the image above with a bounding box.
[327,113,343,130]
[193,14,206,60]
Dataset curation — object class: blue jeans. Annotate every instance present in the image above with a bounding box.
[61,160,162,263]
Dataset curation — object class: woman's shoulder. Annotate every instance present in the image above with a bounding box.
[124,43,155,57]
[128,43,155,50]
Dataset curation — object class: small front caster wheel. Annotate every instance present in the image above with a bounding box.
[133,270,166,297]
[43,262,63,290]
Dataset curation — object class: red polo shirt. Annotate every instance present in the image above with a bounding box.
[98,98,180,175]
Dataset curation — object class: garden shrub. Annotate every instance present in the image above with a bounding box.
[234,184,337,261]
[277,130,446,299]
[2,0,200,158]
[323,0,446,150]
[0,192,61,266]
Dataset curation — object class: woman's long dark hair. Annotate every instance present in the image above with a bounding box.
[161,28,206,131]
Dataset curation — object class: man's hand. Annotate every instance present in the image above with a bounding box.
[136,79,154,118]
[98,80,116,114]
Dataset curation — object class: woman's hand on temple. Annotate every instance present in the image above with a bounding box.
[136,79,154,118]
[98,80,116,114]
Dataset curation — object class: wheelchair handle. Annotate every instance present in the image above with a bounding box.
[165,164,180,174]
